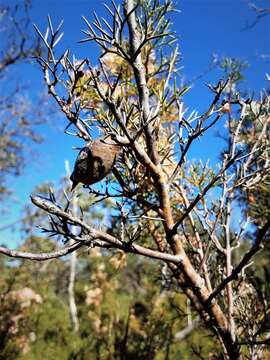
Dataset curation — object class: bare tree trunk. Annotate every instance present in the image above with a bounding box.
[225,196,236,342]
[68,249,79,332]
[65,160,79,332]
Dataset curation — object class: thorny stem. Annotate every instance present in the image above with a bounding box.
[33,195,184,265]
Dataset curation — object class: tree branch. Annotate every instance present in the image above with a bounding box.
[0,241,82,261]
[207,218,270,304]
[172,154,238,233]
[28,195,184,265]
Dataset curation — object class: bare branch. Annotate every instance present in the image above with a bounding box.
[172,153,239,233]
[207,218,270,304]
[29,195,184,265]
[0,241,82,261]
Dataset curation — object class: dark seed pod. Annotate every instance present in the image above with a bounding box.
[70,138,120,190]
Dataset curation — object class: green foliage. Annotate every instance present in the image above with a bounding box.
[1,246,221,359]
[219,57,248,83]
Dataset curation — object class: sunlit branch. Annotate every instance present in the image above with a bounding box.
[29,195,184,265]
[207,218,270,304]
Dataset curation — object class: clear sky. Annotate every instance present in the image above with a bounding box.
[1,0,269,246]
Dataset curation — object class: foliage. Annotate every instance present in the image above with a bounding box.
[1,246,220,359]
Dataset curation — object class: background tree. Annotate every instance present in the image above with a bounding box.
[0,0,44,201]
[0,1,269,359]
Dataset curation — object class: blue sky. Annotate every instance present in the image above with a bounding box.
[1,0,269,246]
